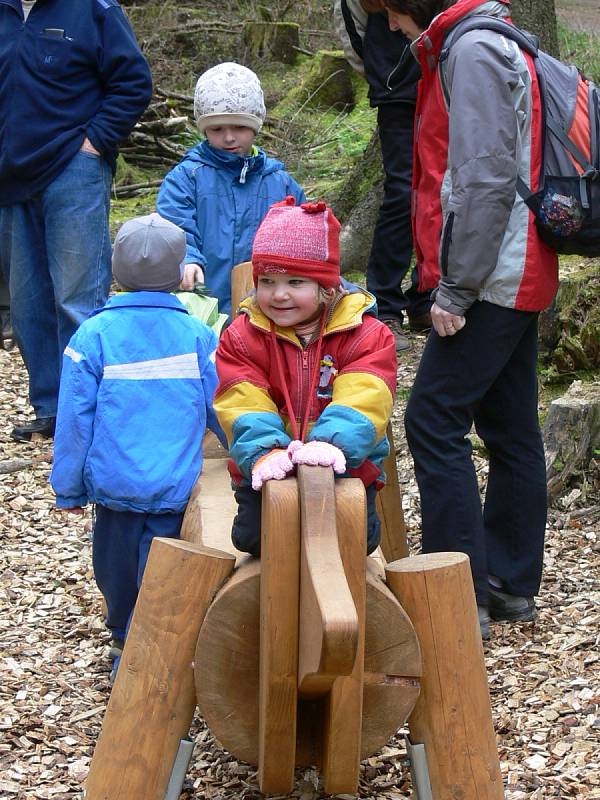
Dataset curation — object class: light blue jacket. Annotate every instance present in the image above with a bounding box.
[50,292,225,513]
[156,141,305,316]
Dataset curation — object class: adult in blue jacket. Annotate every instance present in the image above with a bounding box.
[157,62,305,318]
[0,0,152,441]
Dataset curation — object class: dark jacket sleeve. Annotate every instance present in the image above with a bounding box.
[86,5,153,155]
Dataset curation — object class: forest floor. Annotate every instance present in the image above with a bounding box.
[0,1,599,798]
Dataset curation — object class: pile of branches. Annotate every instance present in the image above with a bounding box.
[114,87,195,198]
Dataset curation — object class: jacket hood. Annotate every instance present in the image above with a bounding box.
[413,0,510,66]
[239,284,378,343]
[90,291,189,316]
[182,140,285,177]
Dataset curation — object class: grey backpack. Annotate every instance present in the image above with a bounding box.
[441,16,600,256]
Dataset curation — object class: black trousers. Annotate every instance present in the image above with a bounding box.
[367,102,431,322]
[405,301,547,606]
[232,481,381,557]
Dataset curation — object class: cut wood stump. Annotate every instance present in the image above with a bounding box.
[543,380,600,501]
[243,21,300,63]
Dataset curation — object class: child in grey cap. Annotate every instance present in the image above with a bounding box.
[50,213,226,683]
[156,61,305,317]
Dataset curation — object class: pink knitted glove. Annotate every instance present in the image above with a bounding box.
[288,440,346,473]
[251,448,294,490]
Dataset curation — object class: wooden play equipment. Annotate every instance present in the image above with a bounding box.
[85,264,502,799]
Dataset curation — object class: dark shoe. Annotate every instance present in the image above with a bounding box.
[382,318,410,352]
[407,311,432,332]
[11,416,56,442]
[488,585,537,622]
[0,308,13,349]
[478,605,491,640]
[108,637,125,661]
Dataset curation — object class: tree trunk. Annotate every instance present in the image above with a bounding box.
[512,0,559,57]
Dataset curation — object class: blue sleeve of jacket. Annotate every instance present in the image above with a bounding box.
[50,330,102,508]
[85,6,153,156]
[157,162,208,267]
[288,175,306,205]
[196,326,227,448]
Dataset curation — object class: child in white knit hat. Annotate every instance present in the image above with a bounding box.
[157,62,305,317]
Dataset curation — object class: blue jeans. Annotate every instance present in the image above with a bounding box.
[92,505,184,642]
[0,151,112,417]
[405,301,547,606]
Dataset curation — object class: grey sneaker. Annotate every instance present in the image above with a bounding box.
[108,637,125,660]
[488,585,537,622]
[478,605,491,640]
[382,318,410,352]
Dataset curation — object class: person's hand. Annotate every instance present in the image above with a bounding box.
[288,440,346,473]
[180,263,205,290]
[80,137,101,156]
[61,506,85,515]
[430,302,466,337]
[251,448,294,490]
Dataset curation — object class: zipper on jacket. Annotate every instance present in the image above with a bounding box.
[386,44,410,91]
[239,158,249,184]
[440,211,454,276]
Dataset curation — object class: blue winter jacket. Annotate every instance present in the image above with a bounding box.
[50,292,226,514]
[156,140,305,316]
[0,0,152,205]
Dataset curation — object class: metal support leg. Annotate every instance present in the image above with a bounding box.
[164,738,195,800]
[405,736,433,800]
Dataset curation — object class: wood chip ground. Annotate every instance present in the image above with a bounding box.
[1,334,598,799]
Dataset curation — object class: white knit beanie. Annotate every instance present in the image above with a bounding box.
[193,62,266,133]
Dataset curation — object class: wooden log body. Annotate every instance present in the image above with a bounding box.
[377,422,409,562]
[386,553,503,800]
[86,539,235,800]
[194,554,421,766]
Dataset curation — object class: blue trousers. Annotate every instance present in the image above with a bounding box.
[232,481,381,557]
[367,102,431,322]
[92,505,184,641]
[405,301,547,606]
[0,151,112,417]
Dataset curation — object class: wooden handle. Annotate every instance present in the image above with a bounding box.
[297,465,358,696]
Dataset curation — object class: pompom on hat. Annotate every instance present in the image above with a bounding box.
[112,213,185,293]
[252,197,341,289]
[194,62,266,133]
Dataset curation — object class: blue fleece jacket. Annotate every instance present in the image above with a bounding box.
[50,292,226,513]
[156,140,305,316]
[0,0,152,205]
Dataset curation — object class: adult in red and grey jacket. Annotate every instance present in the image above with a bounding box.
[0,0,152,442]
[382,0,559,634]
[334,0,431,351]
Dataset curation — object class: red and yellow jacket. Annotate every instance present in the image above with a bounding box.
[214,288,397,487]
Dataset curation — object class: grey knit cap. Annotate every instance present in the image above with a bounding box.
[194,62,266,133]
[112,213,185,293]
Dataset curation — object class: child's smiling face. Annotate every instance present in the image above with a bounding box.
[205,124,256,155]
[256,273,323,328]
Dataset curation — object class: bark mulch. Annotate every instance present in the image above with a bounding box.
[0,334,598,799]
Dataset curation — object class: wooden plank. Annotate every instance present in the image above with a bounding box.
[86,538,235,800]
[258,478,301,794]
[231,260,253,316]
[180,458,240,556]
[377,423,409,563]
[385,553,503,800]
[297,465,358,696]
[321,478,366,794]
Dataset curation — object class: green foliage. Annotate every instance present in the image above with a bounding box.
[558,22,600,82]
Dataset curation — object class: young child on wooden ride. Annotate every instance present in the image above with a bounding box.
[214,197,398,557]
[156,62,305,318]
[50,213,226,682]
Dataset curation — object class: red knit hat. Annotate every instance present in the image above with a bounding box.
[252,197,341,289]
